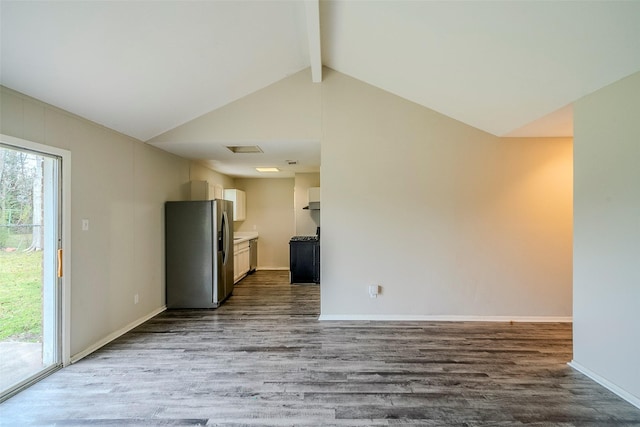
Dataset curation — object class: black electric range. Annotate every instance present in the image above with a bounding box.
[289,231,320,284]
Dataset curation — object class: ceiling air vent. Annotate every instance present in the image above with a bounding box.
[226,145,263,154]
[286,160,298,165]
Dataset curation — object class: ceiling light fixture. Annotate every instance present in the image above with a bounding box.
[226,145,263,154]
[256,167,280,173]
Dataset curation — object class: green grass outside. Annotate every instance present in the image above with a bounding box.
[0,250,43,342]
[1,231,33,251]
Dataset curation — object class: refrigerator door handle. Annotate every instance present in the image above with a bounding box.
[222,210,230,265]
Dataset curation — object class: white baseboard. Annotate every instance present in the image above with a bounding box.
[569,361,640,410]
[318,314,572,322]
[256,267,289,271]
[70,305,166,364]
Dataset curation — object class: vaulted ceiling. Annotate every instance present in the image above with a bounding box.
[2,1,640,176]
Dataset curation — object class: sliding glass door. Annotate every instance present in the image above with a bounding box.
[0,143,63,401]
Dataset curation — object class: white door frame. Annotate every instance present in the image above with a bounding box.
[0,134,71,366]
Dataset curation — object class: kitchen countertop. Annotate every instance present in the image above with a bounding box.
[233,232,259,244]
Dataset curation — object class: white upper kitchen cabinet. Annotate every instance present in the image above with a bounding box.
[190,180,214,200]
[308,187,320,203]
[224,189,246,221]
[307,187,320,210]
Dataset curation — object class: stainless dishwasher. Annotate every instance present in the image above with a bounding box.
[249,239,257,273]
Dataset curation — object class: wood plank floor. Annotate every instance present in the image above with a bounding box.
[1,271,639,426]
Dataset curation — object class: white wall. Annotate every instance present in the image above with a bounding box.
[572,71,640,403]
[234,178,295,269]
[320,69,573,319]
[0,86,189,358]
[294,172,320,235]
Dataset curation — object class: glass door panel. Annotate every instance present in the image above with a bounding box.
[0,144,61,400]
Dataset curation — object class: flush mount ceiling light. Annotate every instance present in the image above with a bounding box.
[256,167,280,172]
[226,145,263,154]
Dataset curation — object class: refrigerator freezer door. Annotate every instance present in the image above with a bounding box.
[212,199,234,304]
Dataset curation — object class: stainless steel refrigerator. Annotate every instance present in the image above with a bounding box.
[165,200,234,308]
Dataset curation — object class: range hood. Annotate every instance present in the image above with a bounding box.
[303,187,320,210]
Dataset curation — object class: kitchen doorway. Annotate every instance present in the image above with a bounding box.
[0,135,70,402]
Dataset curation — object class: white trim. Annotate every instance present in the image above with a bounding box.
[568,361,640,410]
[0,134,72,367]
[61,147,71,367]
[70,306,166,364]
[256,267,290,271]
[318,314,573,322]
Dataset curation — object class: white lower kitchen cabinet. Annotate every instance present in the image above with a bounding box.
[233,241,251,283]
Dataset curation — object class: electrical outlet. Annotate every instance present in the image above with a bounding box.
[134,293,139,304]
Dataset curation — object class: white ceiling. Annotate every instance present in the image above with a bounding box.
[152,139,321,178]
[0,0,310,140]
[2,1,640,177]
[321,0,640,137]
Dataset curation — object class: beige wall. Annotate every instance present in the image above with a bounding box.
[146,67,574,319]
[573,71,640,402]
[148,68,321,144]
[0,86,189,358]
[294,172,320,235]
[234,178,294,269]
[320,69,573,319]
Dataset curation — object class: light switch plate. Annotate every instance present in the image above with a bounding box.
[82,219,89,231]
[369,285,380,298]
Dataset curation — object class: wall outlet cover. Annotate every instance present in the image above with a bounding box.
[369,285,380,298]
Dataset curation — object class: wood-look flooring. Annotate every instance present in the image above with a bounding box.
[1,271,639,426]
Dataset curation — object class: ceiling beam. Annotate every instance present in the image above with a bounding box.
[305,0,322,82]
